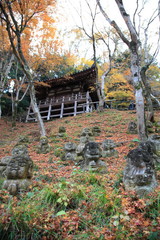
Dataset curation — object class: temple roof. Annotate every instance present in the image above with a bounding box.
[46,65,97,87]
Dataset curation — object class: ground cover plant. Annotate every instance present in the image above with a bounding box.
[0,109,160,240]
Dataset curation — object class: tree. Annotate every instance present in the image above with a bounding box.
[0,22,15,118]
[96,0,160,141]
[104,68,134,104]
[0,0,57,137]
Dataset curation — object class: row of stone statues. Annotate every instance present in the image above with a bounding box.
[62,127,118,172]
[0,126,159,197]
[62,128,160,196]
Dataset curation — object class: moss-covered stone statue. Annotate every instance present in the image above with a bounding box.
[3,144,33,195]
[81,142,107,173]
[102,139,119,158]
[37,136,50,154]
[123,142,157,196]
[0,156,12,178]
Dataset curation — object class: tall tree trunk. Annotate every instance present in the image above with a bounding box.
[140,66,154,122]
[130,46,147,141]
[96,0,148,141]
[0,94,2,119]
[29,82,46,137]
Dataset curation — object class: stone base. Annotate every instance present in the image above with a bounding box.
[102,150,119,158]
[3,179,32,195]
[82,160,107,173]
[123,175,157,197]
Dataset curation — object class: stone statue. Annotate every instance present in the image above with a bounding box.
[0,156,12,178]
[102,139,118,158]
[58,126,66,137]
[92,126,101,136]
[37,136,50,154]
[127,121,137,134]
[123,144,157,196]
[3,144,33,195]
[62,142,77,161]
[76,128,94,163]
[148,135,160,162]
[81,142,107,173]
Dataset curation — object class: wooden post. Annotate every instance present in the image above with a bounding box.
[26,105,31,122]
[60,97,64,118]
[60,103,64,118]
[74,100,77,116]
[47,100,52,120]
[86,91,90,112]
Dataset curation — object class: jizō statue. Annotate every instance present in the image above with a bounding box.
[123,143,157,196]
[63,142,77,161]
[3,144,33,195]
[81,142,107,173]
[102,139,118,158]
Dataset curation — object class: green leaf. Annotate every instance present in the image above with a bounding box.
[27,192,34,198]
[56,210,66,216]
[132,138,140,142]
[57,198,62,203]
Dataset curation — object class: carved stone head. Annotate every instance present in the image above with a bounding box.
[83,142,101,163]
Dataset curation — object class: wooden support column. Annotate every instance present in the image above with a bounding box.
[26,105,31,122]
[60,103,64,118]
[60,97,64,118]
[86,91,90,112]
[47,101,52,120]
[74,101,77,116]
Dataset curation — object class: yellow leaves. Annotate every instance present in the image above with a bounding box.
[104,67,134,100]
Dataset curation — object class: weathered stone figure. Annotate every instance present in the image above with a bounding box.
[102,139,118,158]
[37,136,50,154]
[81,142,107,173]
[123,144,157,196]
[76,128,94,157]
[63,142,77,161]
[58,126,66,137]
[3,144,33,195]
[0,156,12,178]
[92,126,101,136]
[127,121,137,134]
[148,135,160,162]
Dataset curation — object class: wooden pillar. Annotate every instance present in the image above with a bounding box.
[86,91,90,112]
[74,101,77,116]
[26,105,31,122]
[47,101,52,120]
[60,97,64,118]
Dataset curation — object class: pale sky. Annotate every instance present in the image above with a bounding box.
[56,0,160,65]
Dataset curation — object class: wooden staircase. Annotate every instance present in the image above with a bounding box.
[26,92,98,122]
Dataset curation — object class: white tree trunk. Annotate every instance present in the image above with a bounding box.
[30,83,46,137]
[130,50,147,141]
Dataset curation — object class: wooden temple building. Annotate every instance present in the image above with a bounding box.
[26,66,100,122]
